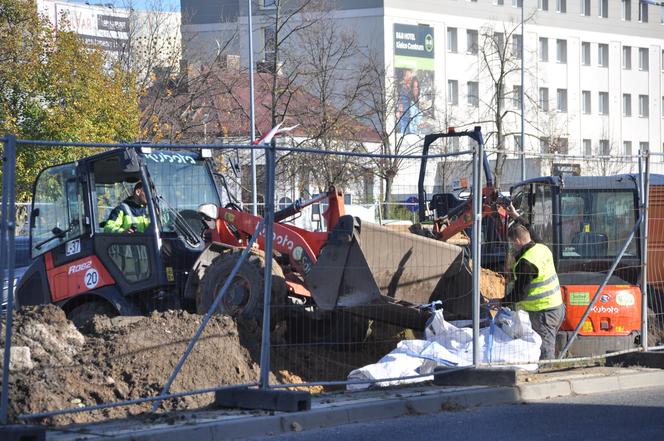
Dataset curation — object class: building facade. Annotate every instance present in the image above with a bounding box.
[181,0,664,194]
[37,0,181,83]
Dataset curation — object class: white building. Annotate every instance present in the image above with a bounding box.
[181,0,664,195]
[37,0,181,82]
[38,0,131,53]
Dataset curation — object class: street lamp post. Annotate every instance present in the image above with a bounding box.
[248,0,258,215]
[520,0,526,181]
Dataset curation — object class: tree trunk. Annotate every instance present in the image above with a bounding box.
[383,175,394,219]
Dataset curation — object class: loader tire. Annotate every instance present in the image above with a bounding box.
[196,249,287,323]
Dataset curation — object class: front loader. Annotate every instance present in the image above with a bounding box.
[15,143,479,332]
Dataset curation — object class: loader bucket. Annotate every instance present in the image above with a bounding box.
[306,215,476,326]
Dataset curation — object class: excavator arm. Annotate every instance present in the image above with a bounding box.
[417,126,508,243]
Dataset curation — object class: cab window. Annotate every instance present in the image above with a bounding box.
[31,164,84,257]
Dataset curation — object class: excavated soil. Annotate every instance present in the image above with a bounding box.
[480,268,506,300]
[0,306,395,425]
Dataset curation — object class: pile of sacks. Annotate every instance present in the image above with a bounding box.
[348,308,542,390]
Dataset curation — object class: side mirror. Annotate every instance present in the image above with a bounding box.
[30,208,39,229]
[198,203,219,221]
[121,149,141,173]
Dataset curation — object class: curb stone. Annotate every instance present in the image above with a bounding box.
[41,369,664,441]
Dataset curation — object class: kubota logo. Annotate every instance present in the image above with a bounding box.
[68,260,93,274]
[259,230,296,251]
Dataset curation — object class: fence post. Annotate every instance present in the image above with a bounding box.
[640,147,650,350]
[1,134,17,424]
[471,130,483,366]
[259,141,276,389]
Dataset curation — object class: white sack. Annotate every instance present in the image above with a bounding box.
[347,308,541,390]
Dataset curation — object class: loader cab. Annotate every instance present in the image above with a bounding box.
[18,148,221,314]
[510,175,641,284]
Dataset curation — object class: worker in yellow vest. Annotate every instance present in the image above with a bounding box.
[504,223,565,360]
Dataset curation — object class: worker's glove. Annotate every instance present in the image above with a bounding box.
[127,224,138,234]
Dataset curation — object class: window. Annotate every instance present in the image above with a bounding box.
[539,37,549,62]
[582,90,591,114]
[513,0,523,6]
[599,139,610,156]
[623,93,632,116]
[263,25,276,64]
[539,87,549,111]
[599,92,609,115]
[495,0,505,5]
[624,141,632,156]
[557,88,568,112]
[556,137,569,154]
[494,32,505,51]
[623,46,632,69]
[512,34,523,58]
[467,30,478,54]
[447,27,458,53]
[513,85,522,108]
[640,142,649,154]
[448,80,459,105]
[561,190,636,258]
[514,135,522,151]
[639,95,649,117]
[581,41,590,65]
[639,2,649,22]
[31,164,84,257]
[557,0,567,13]
[467,81,479,107]
[639,48,649,70]
[598,44,609,67]
[599,0,608,18]
[622,0,631,21]
[538,0,549,10]
[262,0,277,8]
[580,0,590,16]
[557,39,567,63]
[583,139,592,156]
[539,137,550,153]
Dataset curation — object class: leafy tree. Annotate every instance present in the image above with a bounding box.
[0,0,139,203]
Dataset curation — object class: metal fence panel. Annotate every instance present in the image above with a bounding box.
[4,135,663,426]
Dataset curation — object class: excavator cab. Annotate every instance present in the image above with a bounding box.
[509,175,643,356]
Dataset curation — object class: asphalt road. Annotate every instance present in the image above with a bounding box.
[247,386,664,441]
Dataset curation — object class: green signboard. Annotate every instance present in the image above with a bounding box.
[393,23,436,136]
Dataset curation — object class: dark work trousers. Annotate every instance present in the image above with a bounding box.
[528,304,566,360]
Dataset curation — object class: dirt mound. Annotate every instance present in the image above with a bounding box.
[480,268,506,300]
[0,306,394,425]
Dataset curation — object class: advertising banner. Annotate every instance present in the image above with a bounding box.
[394,23,435,135]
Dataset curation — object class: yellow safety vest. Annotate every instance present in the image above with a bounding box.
[512,243,563,311]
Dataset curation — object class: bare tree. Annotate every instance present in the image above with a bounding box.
[357,52,442,218]
[584,125,637,176]
[466,15,536,187]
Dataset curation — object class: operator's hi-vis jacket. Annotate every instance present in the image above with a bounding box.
[512,243,563,312]
[104,198,150,233]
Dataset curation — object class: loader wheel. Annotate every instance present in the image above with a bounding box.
[68,300,118,333]
[196,249,287,323]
